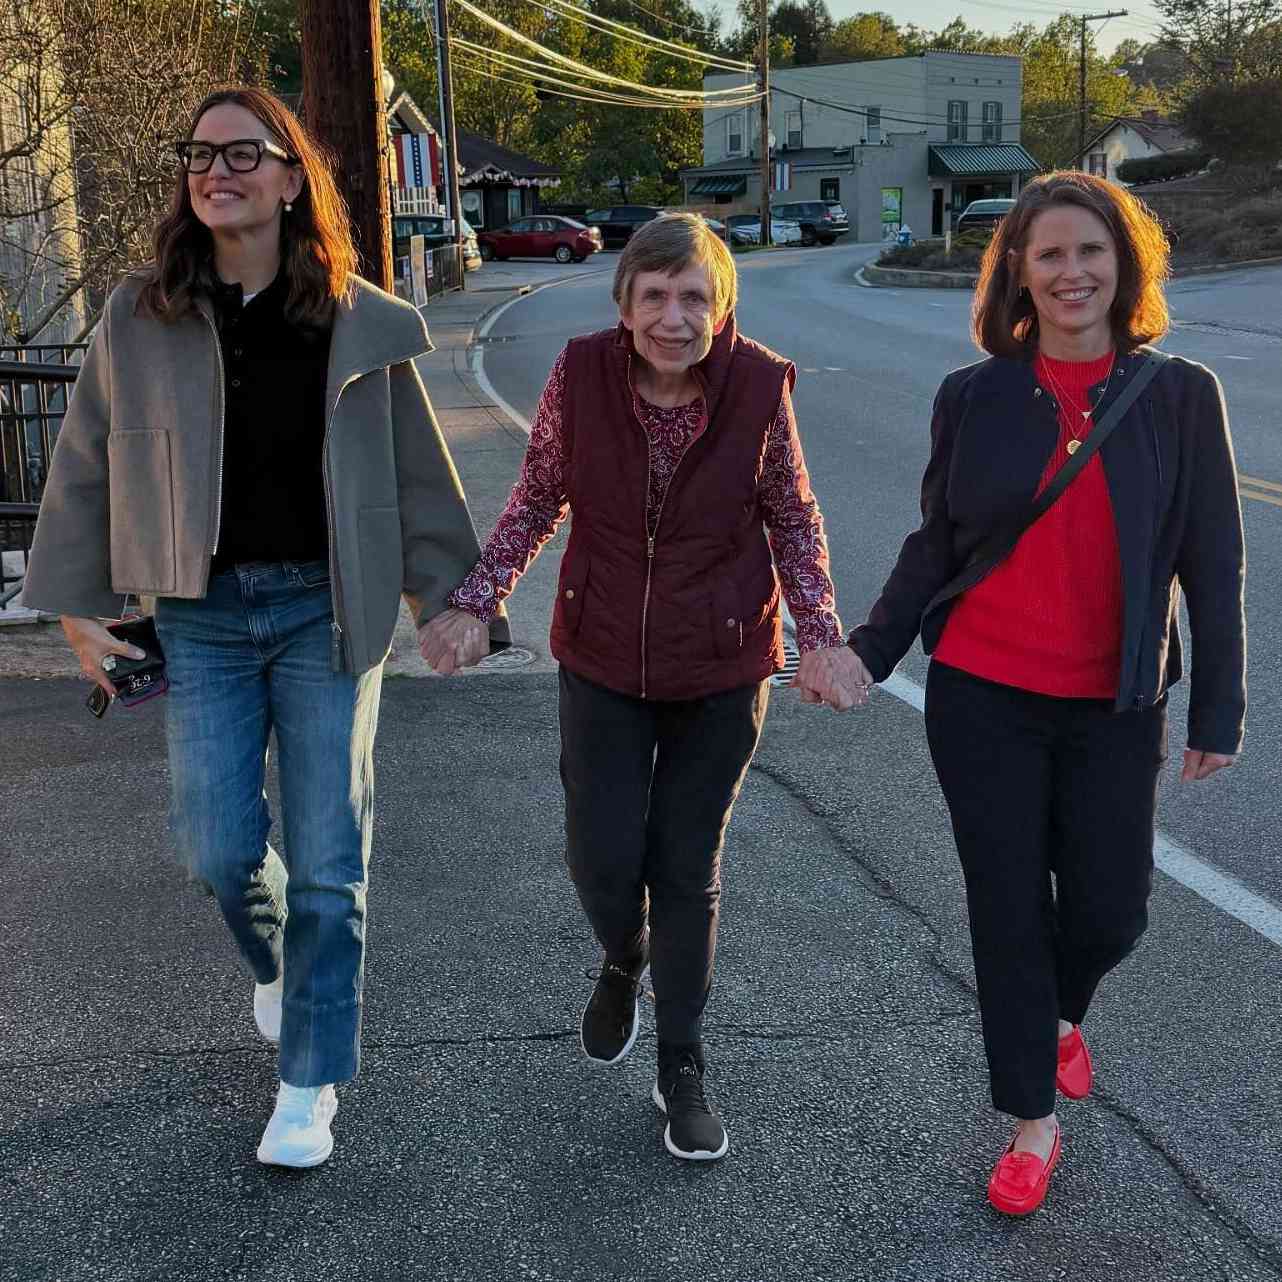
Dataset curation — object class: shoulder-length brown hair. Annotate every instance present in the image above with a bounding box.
[971,171,1170,359]
[137,87,356,327]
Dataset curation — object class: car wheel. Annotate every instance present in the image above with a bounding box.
[479,243,494,261]
[801,228,817,246]
[819,236,835,246]
[554,244,573,263]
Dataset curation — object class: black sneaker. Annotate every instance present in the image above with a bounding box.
[652,1053,728,1161]
[580,958,647,1065]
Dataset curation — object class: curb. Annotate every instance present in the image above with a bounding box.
[857,252,1282,290]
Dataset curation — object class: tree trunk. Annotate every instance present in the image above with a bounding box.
[300,0,393,291]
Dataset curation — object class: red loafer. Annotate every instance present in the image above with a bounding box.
[1056,1025,1094,1100]
[987,1125,1062,1216]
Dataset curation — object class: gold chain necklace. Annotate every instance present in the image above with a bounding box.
[1038,352,1117,455]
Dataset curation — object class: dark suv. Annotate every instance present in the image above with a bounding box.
[772,200,850,246]
[583,205,664,248]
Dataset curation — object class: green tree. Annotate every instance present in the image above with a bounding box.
[821,12,904,62]
[1178,75,1282,175]
[1155,0,1282,83]
[770,0,832,65]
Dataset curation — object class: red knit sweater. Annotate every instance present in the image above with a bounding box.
[933,349,1124,698]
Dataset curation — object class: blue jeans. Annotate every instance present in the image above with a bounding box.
[154,561,383,1087]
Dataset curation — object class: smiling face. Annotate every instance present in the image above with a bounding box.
[619,262,718,375]
[187,102,302,237]
[1014,204,1119,355]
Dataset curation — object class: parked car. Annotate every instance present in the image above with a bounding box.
[701,216,729,241]
[955,198,1016,234]
[583,205,664,247]
[476,215,603,263]
[724,213,803,247]
[772,200,850,246]
[392,214,482,270]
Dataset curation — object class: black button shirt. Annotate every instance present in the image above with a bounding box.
[208,271,333,571]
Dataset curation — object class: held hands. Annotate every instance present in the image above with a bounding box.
[62,615,147,699]
[417,607,489,676]
[1181,749,1236,783]
[791,644,874,712]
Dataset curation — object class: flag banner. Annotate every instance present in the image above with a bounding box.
[394,134,436,190]
[772,161,791,191]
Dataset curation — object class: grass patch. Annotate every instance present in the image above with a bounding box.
[1165,194,1282,266]
[878,230,990,272]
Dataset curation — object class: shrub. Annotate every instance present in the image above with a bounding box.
[1117,151,1210,185]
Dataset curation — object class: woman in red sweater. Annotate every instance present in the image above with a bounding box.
[846,173,1246,1215]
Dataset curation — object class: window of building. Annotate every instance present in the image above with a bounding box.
[786,110,802,149]
[820,177,840,202]
[947,101,968,142]
[979,101,999,142]
[507,189,522,221]
[864,106,882,145]
[1089,152,1107,176]
[727,113,744,156]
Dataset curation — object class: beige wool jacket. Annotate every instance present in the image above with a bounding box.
[23,272,508,673]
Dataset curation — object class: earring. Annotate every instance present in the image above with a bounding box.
[284,201,293,213]
[1018,285,1030,301]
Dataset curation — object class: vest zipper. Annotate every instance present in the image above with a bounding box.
[628,354,702,700]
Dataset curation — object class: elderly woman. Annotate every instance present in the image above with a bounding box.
[420,213,865,1161]
[844,172,1246,1214]
[23,87,506,1168]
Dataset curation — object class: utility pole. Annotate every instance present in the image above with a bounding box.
[1078,11,1127,165]
[758,0,771,246]
[434,0,467,275]
[300,0,393,291]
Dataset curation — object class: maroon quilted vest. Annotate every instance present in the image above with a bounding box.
[550,315,794,701]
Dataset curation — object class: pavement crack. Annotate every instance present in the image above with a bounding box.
[749,754,1282,1275]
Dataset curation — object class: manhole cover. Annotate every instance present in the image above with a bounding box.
[473,645,536,673]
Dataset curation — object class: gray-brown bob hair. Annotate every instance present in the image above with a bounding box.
[612,213,738,323]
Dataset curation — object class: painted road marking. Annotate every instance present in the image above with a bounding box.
[1241,473,1282,493]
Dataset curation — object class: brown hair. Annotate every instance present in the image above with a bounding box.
[613,213,738,323]
[137,87,357,327]
[971,171,1170,358]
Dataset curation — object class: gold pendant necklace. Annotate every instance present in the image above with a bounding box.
[1039,355,1114,456]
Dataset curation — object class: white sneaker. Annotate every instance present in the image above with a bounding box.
[253,975,283,1044]
[256,1082,338,1168]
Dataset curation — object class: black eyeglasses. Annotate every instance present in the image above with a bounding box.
[175,138,297,174]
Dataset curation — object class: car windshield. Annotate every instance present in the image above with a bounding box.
[967,200,1014,213]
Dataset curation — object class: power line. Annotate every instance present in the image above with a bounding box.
[511,0,751,72]
[454,0,757,98]
[616,0,723,39]
[773,84,1098,129]
[456,37,759,103]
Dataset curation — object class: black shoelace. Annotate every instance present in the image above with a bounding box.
[584,961,650,1002]
[664,1059,712,1115]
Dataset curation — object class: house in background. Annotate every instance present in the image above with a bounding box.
[386,85,561,230]
[683,51,1040,239]
[1075,111,1196,182]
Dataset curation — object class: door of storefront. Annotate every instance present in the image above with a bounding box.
[932,188,944,237]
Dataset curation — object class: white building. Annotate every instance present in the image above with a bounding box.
[682,51,1040,240]
[1075,112,1196,183]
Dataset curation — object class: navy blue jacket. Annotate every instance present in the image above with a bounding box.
[849,348,1247,755]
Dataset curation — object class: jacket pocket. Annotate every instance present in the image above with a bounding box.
[357,505,404,664]
[107,430,175,594]
[556,550,589,636]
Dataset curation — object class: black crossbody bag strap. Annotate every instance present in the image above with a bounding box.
[974,348,1170,562]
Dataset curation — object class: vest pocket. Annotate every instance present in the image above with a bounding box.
[107,429,175,594]
[712,580,743,659]
[556,550,589,635]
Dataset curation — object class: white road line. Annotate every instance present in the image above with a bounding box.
[1221,355,1252,361]
[479,278,1282,952]
[874,669,1282,950]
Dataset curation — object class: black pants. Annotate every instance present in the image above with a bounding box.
[924,661,1167,1120]
[558,666,769,1051]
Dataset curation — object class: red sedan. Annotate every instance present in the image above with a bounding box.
[477,215,603,263]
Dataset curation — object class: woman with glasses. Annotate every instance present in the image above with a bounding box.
[24,87,507,1167]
